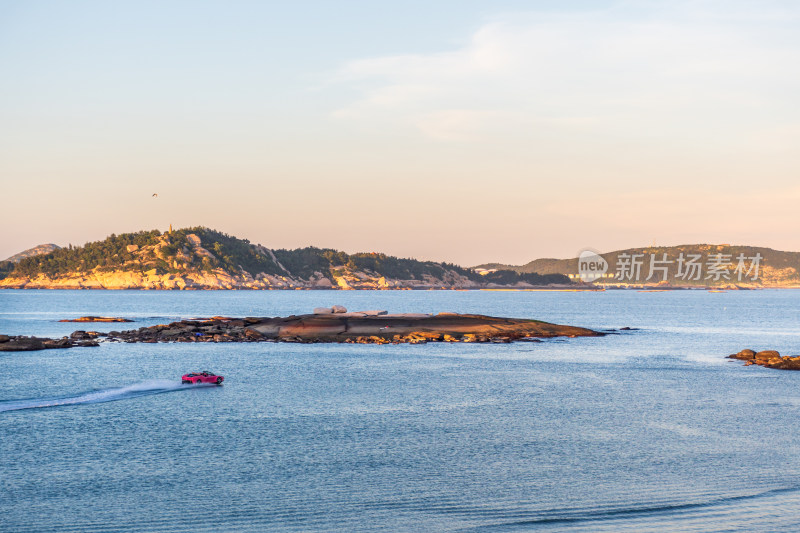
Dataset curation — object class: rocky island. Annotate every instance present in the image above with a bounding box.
[0,308,602,351]
[0,227,572,290]
[59,316,133,323]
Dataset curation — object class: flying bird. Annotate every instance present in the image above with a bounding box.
[152,193,158,198]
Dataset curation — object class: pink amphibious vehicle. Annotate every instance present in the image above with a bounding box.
[182,371,224,385]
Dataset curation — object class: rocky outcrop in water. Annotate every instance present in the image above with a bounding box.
[0,333,100,351]
[100,312,602,345]
[59,316,133,323]
[727,349,800,370]
[0,312,602,351]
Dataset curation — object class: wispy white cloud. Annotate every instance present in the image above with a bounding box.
[331,2,800,144]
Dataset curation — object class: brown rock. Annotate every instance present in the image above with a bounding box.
[0,334,9,343]
[755,350,781,362]
[410,332,442,341]
[727,348,800,371]
[59,316,132,323]
[244,328,263,339]
[728,349,756,360]
[770,356,800,370]
[352,336,389,344]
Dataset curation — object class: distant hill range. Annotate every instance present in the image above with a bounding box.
[0,227,569,290]
[0,243,62,280]
[3,243,61,263]
[475,244,800,288]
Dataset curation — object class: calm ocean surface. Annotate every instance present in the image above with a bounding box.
[2,289,800,532]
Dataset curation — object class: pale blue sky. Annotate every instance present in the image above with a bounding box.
[2,1,799,265]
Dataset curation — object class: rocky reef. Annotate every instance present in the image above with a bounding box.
[0,333,100,352]
[727,349,800,370]
[59,316,133,323]
[0,309,602,351]
[105,309,602,345]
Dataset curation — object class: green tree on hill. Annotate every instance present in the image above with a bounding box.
[3,226,572,286]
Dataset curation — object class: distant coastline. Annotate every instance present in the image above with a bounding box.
[475,244,800,289]
[4,228,800,290]
[0,227,570,291]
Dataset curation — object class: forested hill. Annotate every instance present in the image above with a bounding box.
[0,227,570,290]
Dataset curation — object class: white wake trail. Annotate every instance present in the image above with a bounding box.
[0,379,197,413]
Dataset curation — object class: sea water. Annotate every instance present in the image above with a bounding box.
[2,289,800,532]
